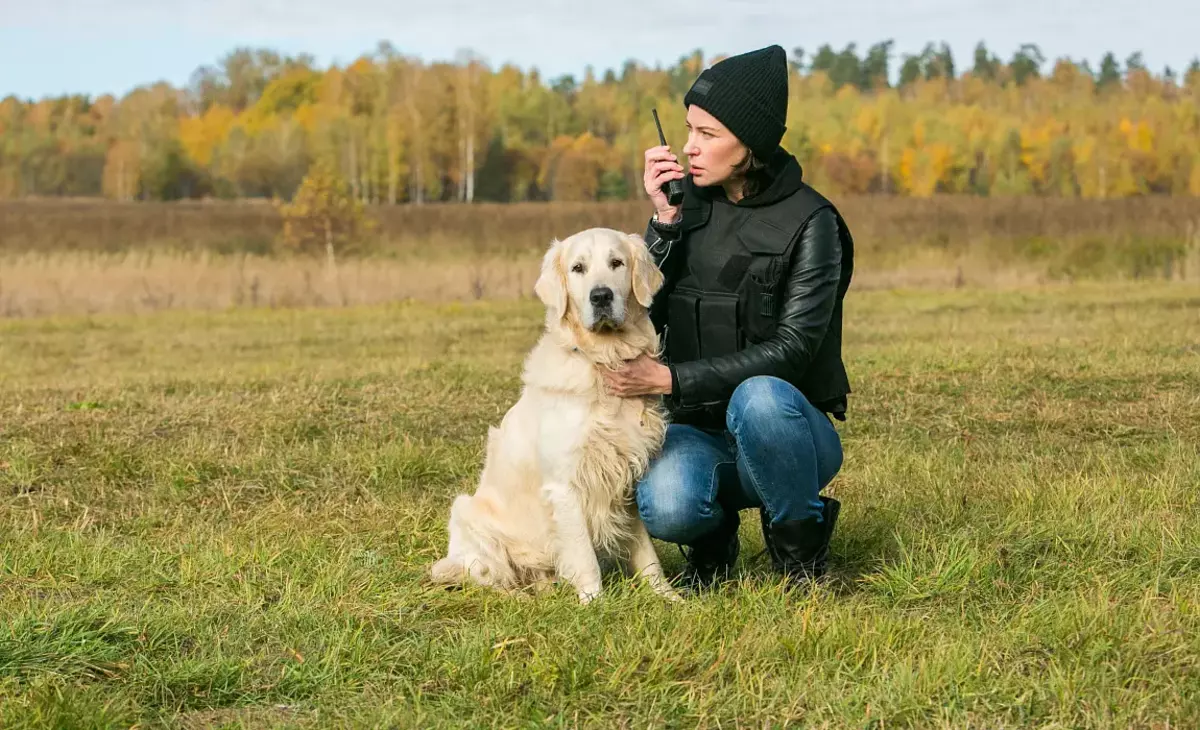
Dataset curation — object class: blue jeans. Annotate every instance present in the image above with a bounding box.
[636,376,843,546]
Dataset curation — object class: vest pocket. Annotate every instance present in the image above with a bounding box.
[697,292,740,358]
[667,290,701,363]
[666,288,742,362]
[741,256,785,342]
[735,219,795,343]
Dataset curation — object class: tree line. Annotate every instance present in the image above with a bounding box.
[2,41,1198,202]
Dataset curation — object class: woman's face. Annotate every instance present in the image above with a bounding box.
[682,105,748,188]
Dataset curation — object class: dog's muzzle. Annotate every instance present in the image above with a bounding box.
[588,286,621,330]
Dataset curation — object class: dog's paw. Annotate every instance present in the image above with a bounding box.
[651,583,684,602]
[429,556,466,585]
[577,589,601,605]
[659,587,684,603]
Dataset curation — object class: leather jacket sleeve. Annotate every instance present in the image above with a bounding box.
[644,215,683,335]
[644,215,682,269]
[671,207,842,408]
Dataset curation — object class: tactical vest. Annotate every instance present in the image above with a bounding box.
[658,182,854,426]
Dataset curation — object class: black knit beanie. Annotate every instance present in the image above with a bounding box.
[683,45,789,160]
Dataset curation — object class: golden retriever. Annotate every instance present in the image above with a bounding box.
[429,227,678,603]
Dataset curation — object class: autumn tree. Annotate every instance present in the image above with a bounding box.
[789,47,807,75]
[898,53,923,87]
[1009,44,1045,85]
[972,42,1001,81]
[539,133,614,201]
[276,161,375,263]
[809,44,867,90]
[1096,53,1122,90]
[861,41,894,89]
[190,48,315,113]
[925,44,955,80]
[3,41,1200,202]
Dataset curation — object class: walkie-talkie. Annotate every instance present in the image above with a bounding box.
[651,108,685,206]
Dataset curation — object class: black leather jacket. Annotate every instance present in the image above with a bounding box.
[643,148,854,429]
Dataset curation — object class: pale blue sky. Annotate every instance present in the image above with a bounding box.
[1,0,1195,100]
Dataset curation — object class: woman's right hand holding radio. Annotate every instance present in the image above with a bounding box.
[643,145,685,224]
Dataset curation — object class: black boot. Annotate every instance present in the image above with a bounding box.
[759,496,840,580]
[677,511,740,591]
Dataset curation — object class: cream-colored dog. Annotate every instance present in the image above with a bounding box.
[430,227,678,603]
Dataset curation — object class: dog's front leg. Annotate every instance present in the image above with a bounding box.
[627,516,682,602]
[541,481,603,603]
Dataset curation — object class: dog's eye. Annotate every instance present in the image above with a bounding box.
[571,263,585,274]
[610,259,625,269]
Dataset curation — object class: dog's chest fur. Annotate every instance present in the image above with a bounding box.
[522,327,668,555]
[572,393,667,554]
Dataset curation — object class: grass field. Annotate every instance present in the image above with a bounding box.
[2,283,1199,727]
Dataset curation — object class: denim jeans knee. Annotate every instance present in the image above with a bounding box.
[635,425,732,545]
[725,376,844,524]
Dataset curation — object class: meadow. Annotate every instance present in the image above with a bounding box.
[2,197,1199,316]
[2,276,1199,727]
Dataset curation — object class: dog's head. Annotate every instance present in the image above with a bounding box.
[534,228,664,332]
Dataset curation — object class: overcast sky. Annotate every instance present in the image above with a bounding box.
[1,0,1195,99]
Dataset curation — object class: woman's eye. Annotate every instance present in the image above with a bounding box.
[610,259,624,269]
[571,263,585,274]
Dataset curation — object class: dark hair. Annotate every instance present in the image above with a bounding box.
[731,148,771,200]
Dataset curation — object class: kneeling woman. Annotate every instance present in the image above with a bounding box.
[602,45,854,588]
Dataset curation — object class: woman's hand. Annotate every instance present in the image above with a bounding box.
[601,354,673,397]
[643,145,685,224]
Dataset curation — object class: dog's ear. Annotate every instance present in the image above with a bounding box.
[625,233,664,309]
[534,239,568,320]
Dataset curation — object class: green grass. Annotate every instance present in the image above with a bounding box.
[2,284,1199,728]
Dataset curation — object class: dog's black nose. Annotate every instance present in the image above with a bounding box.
[590,287,614,307]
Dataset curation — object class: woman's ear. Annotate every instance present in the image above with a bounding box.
[534,239,568,320]
[625,233,664,309]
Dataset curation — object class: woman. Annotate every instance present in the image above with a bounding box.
[601,45,854,589]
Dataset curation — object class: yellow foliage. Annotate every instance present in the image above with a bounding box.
[7,51,1200,201]
[243,69,322,130]
[853,106,881,141]
[1073,135,1109,199]
[539,132,616,201]
[911,119,927,148]
[238,107,284,138]
[1126,120,1155,154]
[293,103,320,133]
[801,71,835,98]
[835,85,861,103]
[1020,120,1064,186]
[179,105,235,168]
[899,143,952,197]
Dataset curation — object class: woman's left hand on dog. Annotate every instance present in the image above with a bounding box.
[601,354,673,397]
